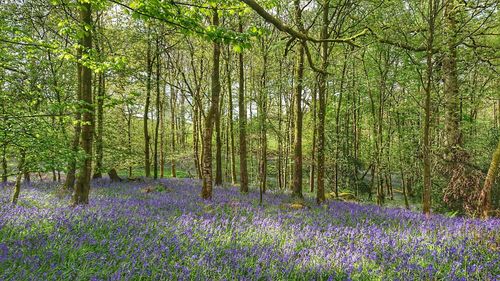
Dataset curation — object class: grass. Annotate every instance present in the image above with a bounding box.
[0,178,498,280]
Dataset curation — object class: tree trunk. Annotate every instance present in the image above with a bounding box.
[316,0,328,204]
[278,80,283,190]
[422,0,436,215]
[443,0,461,163]
[396,113,410,210]
[144,34,152,178]
[160,77,165,178]
[170,84,177,178]
[226,48,237,184]
[238,17,249,193]
[73,1,93,205]
[258,45,268,200]
[126,105,133,178]
[11,151,25,205]
[479,138,500,218]
[153,37,161,179]
[215,72,224,186]
[201,9,221,200]
[310,84,317,193]
[2,145,7,182]
[93,72,104,179]
[291,0,305,199]
[335,58,347,198]
[64,60,82,190]
[193,103,202,179]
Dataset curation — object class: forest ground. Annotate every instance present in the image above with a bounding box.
[0,178,499,280]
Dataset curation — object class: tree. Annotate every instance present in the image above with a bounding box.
[291,0,305,199]
[73,0,93,205]
[238,17,249,194]
[143,29,152,178]
[201,8,221,200]
[479,137,500,218]
[422,0,438,215]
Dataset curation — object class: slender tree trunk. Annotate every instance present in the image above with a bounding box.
[376,64,386,206]
[292,43,304,199]
[224,100,230,182]
[215,74,224,186]
[180,96,187,149]
[352,64,360,196]
[278,83,283,190]
[73,1,93,205]
[2,145,7,182]
[160,81,165,178]
[258,47,268,199]
[316,0,328,204]
[170,85,177,178]
[144,35,152,178]
[153,37,161,179]
[201,9,221,199]
[238,17,249,193]
[310,84,317,193]
[92,14,104,180]
[423,0,436,215]
[193,103,202,179]
[226,49,237,184]
[93,72,104,179]
[11,151,25,205]
[126,106,133,178]
[335,58,347,198]
[287,83,295,192]
[396,113,410,209]
[23,172,30,183]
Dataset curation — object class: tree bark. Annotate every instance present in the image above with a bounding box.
[73,1,93,205]
[292,0,305,199]
[258,43,268,200]
[93,15,104,179]
[193,102,202,179]
[93,71,104,179]
[160,76,165,178]
[225,48,237,184]
[11,151,25,205]
[170,84,177,178]
[422,0,437,215]
[153,36,161,179]
[2,145,7,182]
[201,9,221,199]
[64,59,82,190]
[310,83,317,193]
[443,0,461,162]
[479,138,500,218]
[396,113,410,210]
[144,33,152,178]
[215,72,224,186]
[335,58,347,199]
[277,66,284,190]
[238,17,249,193]
[316,0,328,204]
[126,105,133,178]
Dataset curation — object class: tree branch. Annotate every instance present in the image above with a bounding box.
[240,0,367,47]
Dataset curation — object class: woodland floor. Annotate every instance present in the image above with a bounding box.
[0,178,499,280]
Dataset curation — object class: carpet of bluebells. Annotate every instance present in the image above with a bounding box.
[0,179,499,280]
